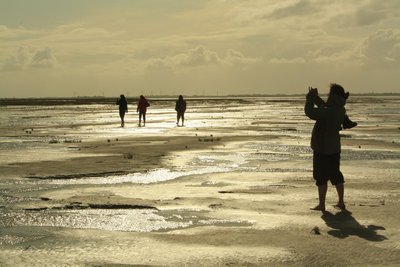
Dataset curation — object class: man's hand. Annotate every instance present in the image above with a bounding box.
[307,87,318,100]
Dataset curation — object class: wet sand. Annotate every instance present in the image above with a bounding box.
[1,96,400,266]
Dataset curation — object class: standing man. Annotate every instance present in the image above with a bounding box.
[116,94,128,127]
[305,84,348,211]
[137,95,150,127]
[175,95,187,126]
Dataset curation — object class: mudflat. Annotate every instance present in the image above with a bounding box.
[0,96,399,266]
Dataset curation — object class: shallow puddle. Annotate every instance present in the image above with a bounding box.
[0,208,251,233]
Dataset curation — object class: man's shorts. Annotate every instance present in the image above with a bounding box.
[313,152,344,186]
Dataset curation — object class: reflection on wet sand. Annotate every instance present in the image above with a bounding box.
[0,96,399,266]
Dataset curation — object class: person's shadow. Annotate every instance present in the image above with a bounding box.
[321,210,387,241]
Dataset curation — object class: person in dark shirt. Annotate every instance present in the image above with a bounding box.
[312,88,357,130]
[175,95,187,126]
[137,95,150,127]
[116,94,128,127]
[305,84,349,211]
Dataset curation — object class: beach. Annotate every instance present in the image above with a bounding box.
[0,96,399,266]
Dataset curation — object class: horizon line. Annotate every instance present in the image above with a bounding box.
[1,92,400,100]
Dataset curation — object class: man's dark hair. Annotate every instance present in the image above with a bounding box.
[330,83,348,99]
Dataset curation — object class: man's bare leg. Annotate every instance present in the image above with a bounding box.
[311,184,327,211]
[334,183,345,209]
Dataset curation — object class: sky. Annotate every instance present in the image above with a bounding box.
[0,0,399,97]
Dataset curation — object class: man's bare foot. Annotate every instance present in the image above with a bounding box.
[333,203,346,210]
[310,205,325,211]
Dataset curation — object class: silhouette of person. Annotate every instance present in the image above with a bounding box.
[137,95,150,127]
[313,90,357,130]
[305,83,349,211]
[116,94,128,127]
[175,95,187,126]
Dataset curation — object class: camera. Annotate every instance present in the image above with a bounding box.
[308,87,318,93]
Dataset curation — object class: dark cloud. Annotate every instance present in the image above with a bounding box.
[269,0,316,19]
[30,48,57,68]
[354,8,387,26]
[2,47,57,71]
[353,1,400,26]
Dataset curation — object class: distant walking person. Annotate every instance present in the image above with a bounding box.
[305,84,349,211]
[137,95,150,127]
[175,95,187,126]
[116,94,128,127]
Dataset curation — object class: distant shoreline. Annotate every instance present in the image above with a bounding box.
[0,93,399,106]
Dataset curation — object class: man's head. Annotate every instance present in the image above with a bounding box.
[329,83,349,99]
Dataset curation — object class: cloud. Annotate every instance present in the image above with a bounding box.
[268,45,366,67]
[360,29,400,66]
[2,47,31,71]
[0,24,41,40]
[312,51,363,67]
[0,24,10,37]
[354,1,400,26]
[2,47,58,71]
[52,24,124,41]
[225,49,261,65]
[30,47,57,68]
[269,0,315,19]
[226,0,321,26]
[174,46,221,66]
[269,57,306,64]
[145,58,170,70]
[144,46,259,70]
[301,28,400,68]
[143,46,220,70]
